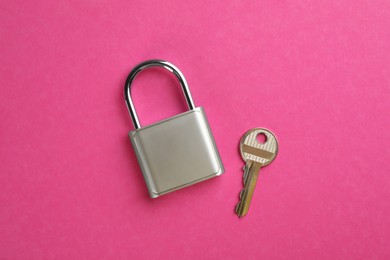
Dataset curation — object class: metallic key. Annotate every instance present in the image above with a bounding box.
[235,128,278,217]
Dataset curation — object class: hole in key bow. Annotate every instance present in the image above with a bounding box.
[256,133,267,144]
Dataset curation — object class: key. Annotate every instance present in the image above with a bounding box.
[235,128,278,217]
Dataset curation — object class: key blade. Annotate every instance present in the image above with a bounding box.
[242,160,251,185]
[235,160,262,217]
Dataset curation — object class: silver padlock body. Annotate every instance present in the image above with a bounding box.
[129,107,224,198]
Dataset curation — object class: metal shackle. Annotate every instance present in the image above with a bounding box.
[124,60,196,129]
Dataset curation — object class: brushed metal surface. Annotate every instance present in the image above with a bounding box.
[130,107,224,198]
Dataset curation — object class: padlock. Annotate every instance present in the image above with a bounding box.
[124,60,224,198]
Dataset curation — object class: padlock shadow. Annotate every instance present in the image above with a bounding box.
[120,128,225,207]
[120,131,225,204]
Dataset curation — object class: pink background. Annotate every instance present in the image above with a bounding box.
[1,0,389,259]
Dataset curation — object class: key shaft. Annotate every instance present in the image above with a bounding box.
[235,160,262,217]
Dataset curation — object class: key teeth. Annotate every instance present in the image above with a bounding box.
[239,188,245,199]
[235,202,241,214]
[237,162,254,218]
[243,174,247,185]
[243,163,250,185]
[237,165,249,217]
[236,188,245,215]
